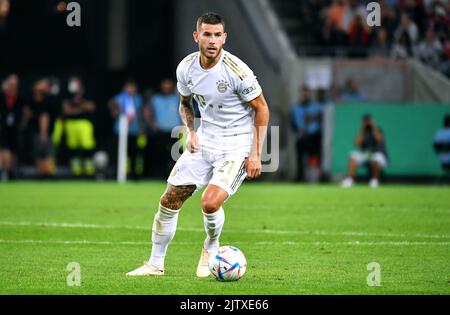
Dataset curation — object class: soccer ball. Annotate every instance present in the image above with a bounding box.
[208,246,247,281]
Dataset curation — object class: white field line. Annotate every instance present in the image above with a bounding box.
[0,239,449,246]
[0,220,449,239]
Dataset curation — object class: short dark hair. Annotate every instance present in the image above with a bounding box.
[196,12,225,31]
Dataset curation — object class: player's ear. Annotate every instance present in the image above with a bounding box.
[193,31,199,43]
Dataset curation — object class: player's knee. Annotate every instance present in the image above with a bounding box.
[201,197,221,214]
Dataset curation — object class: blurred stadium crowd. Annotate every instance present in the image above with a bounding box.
[0,73,182,181]
[288,0,450,77]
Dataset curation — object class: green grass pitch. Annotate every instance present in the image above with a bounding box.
[0,181,449,294]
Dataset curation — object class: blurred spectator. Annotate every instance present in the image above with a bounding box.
[292,86,333,182]
[327,0,348,32]
[108,79,146,179]
[414,27,443,69]
[429,4,450,38]
[26,78,60,177]
[394,13,419,45]
[331,80,343,103]
[62,76,96,176]
[339,77,365,102]
[0,74,26,181]
[144,78,181,178]
[0,0,9,30]
[342,0,367,34]
[48,76,63,101]
[380,2,398,43]
[291,85,315,181]
[405,0,427,38]
[291,86,309,181]
[341,114,388,188]
[391,31,413,59]
[370,28,391,58]
[323,0,349,48]
[433,114,450,172]
[305,88,327,163]
[306,88,334,182]
[27,79,61,177]
[438,38,450,76]
[348,12,370,57]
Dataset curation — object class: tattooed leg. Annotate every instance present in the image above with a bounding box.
[160,184,196,210]
[148,184,196,269]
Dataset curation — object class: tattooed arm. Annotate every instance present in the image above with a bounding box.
[179,95,199,153]
[246,93,270,179]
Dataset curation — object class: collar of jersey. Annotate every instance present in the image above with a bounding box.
[197,49,226,72]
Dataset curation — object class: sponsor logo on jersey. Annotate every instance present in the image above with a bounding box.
[242,84,256,96]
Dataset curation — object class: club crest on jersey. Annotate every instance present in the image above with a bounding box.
[216,80,228,93]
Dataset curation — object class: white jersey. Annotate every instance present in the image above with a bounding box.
[176,49,262,151]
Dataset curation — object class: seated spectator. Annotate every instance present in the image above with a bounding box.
[144,78,181,178]
[414,28,443,69]
[26,79,60,177]
[339,77,365,102]
[62,76,96,176]
[341,114,388,188]
[108,79,145,179]
[433,114,450,172]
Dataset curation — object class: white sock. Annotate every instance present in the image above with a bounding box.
[148,204,179,269]
[202,207,225,251]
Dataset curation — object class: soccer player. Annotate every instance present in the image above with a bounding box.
[127,12,270,277]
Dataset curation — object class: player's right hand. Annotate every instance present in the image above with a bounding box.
[186,131,200,153]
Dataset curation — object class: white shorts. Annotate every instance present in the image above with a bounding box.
[350,150,388,168]
[167,148,249,198]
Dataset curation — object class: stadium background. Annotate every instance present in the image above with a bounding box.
[0,0,449,296]
[1,0,449,182]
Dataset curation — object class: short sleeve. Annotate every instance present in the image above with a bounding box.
[176,63,191,97]
[236,71,262,102]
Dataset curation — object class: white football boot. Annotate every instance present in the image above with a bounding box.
[126,262,164,276]
[369,178,379,188]
[196,248,213,277]
[341,177,354,188]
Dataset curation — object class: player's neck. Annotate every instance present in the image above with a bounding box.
[199,50,222,70]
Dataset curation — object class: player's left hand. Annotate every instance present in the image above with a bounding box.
[245,155,262,180]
